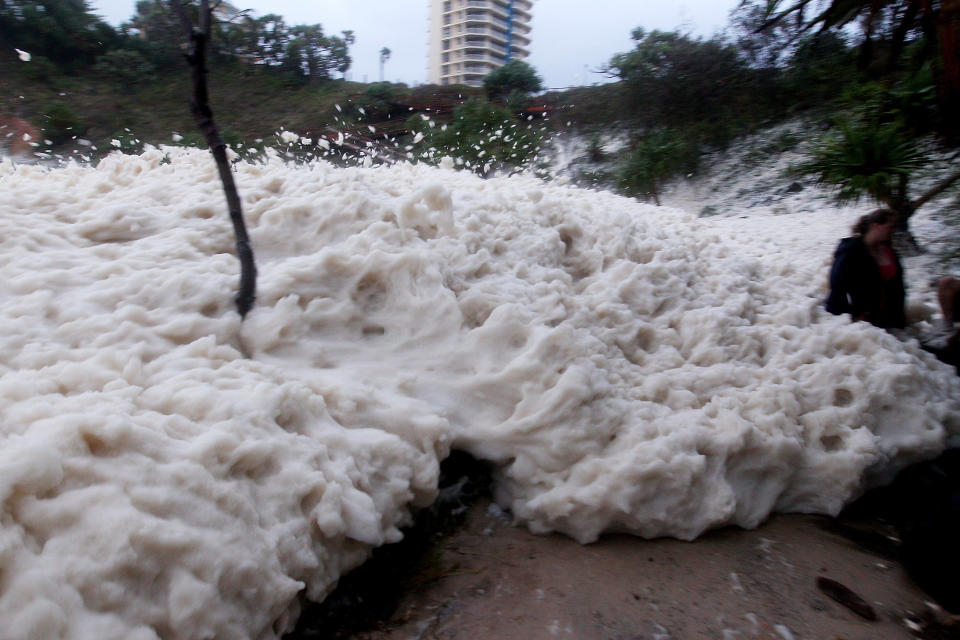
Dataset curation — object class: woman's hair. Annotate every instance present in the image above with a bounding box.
[852,208,896,236]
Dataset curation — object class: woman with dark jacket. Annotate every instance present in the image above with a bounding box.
[825,209,906,329]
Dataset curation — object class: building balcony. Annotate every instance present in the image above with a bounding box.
[478,27,509,44]
[488,0,532,19]
[511,1,533,17]
[488,3,509,19]
[511,31,531,45]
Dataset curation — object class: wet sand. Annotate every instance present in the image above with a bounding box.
[342,499,932,640]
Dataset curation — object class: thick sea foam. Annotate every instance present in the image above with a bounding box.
[1,147,957,640]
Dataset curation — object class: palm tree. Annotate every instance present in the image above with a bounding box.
[795,118,960,241]
[379,46,391,82]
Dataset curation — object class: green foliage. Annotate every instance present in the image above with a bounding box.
[41,101,86,145]
[281,24,354,83]
[606,28,767,146]
[365,82,395,103]
[793,119,924,209]
[483,60,543,99]
[122,2,354,82]
[618,128,699,205]
[407,99,545,176]
[107,129,145,154]
[17,53,58,82]
[577,166,615,188]
[782,31,857,107]
[586,135,605,162]
[93,49,156,86]
[362,82,397,119]
[540,83,628,128]
[759,0,959,141]
[0,0,116,69]
[125,0,184,66]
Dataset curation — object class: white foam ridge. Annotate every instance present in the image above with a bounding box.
[1,146,957,639]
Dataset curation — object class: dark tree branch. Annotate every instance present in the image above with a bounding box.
[910,166,960,212]
[887,1,919,71]
[168,0,257,319]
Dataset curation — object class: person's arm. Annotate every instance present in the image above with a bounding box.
[828,249,853,314]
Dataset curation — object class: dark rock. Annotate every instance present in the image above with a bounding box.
[284,451,494,639]
[838,450,960,614]
[816,577,877,620]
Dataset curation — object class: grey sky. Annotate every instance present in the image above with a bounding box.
[87,0,742,88]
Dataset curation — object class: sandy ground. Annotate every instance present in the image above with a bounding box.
[337,498,934,640]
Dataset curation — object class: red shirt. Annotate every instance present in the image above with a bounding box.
[877,245,898,281]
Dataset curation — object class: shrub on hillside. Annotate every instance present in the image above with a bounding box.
[41,101,86,146]
[93,50,156,87]
[618,128,699,205]
[407,99,546,176]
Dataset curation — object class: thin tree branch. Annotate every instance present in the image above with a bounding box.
[167,0,257,319]
[910,166,960,211]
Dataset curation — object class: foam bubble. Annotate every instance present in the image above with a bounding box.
[0,147,956,638]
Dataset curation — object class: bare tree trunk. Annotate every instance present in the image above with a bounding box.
[936,0,960,143]
[169,0,257,319]
[887,1,920,72]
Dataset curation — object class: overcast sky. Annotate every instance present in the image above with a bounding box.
[87,0,743,88]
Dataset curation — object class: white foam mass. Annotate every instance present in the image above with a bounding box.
[0,147,957,639]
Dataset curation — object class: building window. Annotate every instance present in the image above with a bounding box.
[442,53,450,62]
[443,40,450,50]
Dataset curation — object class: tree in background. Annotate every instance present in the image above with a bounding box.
[605,28,760,145]
[281,24,354,83]
[0,0,116,70]
[379,46,390,82]
[731,2,857,110]
[754,0,960,142]
[748,0,960,237]
[235,13,288,65]
[617,128,698,205]
[119,2,353,82]
[483,59,543,103]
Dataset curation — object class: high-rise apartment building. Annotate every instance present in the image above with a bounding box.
[427,0,533,87]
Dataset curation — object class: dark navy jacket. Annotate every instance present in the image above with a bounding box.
[825,236,906,329]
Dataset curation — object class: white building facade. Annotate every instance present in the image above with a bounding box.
[427,0,533,87]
